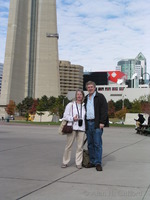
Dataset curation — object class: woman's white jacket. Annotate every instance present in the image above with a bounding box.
[63,101,85,132]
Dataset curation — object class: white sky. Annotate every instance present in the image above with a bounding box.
[0,0,150,72]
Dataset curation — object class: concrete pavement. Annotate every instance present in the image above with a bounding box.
[0,123,150,200]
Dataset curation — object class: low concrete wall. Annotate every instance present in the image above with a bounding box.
[124,113,149,125]
[0,107,7,119]
[33,111,53,122]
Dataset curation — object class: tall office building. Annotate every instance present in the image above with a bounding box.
[59,61,83,96]
[116,52,147,88]
[117,52,147,80]
[0,0,60,105]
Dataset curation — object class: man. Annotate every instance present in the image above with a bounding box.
[84,81,109,171]
[135,113,145,128]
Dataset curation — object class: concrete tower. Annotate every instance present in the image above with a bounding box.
[0,0,60,105]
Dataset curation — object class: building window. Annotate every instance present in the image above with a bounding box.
[98,87,104,91]
[112,87,118,91]
[105,87,111,91]
[119,87,124,91]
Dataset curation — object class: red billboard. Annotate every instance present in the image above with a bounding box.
[108,71,127,83]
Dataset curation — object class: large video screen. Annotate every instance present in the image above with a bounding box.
[83,72,108,90]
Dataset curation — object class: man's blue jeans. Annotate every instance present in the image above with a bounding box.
[86,121,103,165]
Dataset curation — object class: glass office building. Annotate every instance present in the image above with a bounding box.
[117,52,147,80]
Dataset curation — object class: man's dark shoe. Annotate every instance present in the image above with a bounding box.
[96,164,103,171]
[85,163,95,168]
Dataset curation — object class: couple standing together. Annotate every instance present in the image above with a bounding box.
[61,81,108,171]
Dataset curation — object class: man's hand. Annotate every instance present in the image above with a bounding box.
[99,123,104,129]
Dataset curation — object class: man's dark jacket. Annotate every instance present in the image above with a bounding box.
[84,91,109,129]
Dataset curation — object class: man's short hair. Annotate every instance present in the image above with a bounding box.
[86,81,96,89]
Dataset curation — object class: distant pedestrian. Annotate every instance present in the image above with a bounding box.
[135,113,145,128]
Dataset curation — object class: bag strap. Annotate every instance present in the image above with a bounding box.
[72,103,73,117]
[75,102,82,119]
[69,103,73,125]
[83,137,87,146]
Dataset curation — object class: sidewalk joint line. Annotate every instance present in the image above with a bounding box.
[0,144,35,153]
[103,138,146,158]
[58,180,145,189]
[142,184,150,200]
[0,176,48,182]
[16,169,79,200]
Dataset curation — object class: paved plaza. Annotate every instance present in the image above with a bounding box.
[0,123,150,200]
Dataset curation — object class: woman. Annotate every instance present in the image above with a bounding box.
[61,89,86,169]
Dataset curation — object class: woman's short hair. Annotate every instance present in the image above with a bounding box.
[75,89,85,102]
[85,81,96,89]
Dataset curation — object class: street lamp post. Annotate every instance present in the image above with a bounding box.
[131,73,138,88]
[122,95,126,109]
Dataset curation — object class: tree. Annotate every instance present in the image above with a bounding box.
[147,94,150,102]
[16,97,34,116]
[114,100,122,111]
[49,96,57,110]
[130,99,141,113]
[108,100,115,118]
[29,99,38,114]
[16,103,23,116]
[49,100,60,117]
[25,112,29,121]
[49,96,70,118]
[141,102,150,114]
[138,95,148,102]
[115,108,127,120]
[57,95,70,117]
[16,95,70,119]
[36,96,49,122]
[124,99,132,110]
[5,100,16,115]
[37,95,49,111]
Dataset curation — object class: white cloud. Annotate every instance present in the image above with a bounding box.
[56,0,150,72]
[0,0,150,73]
